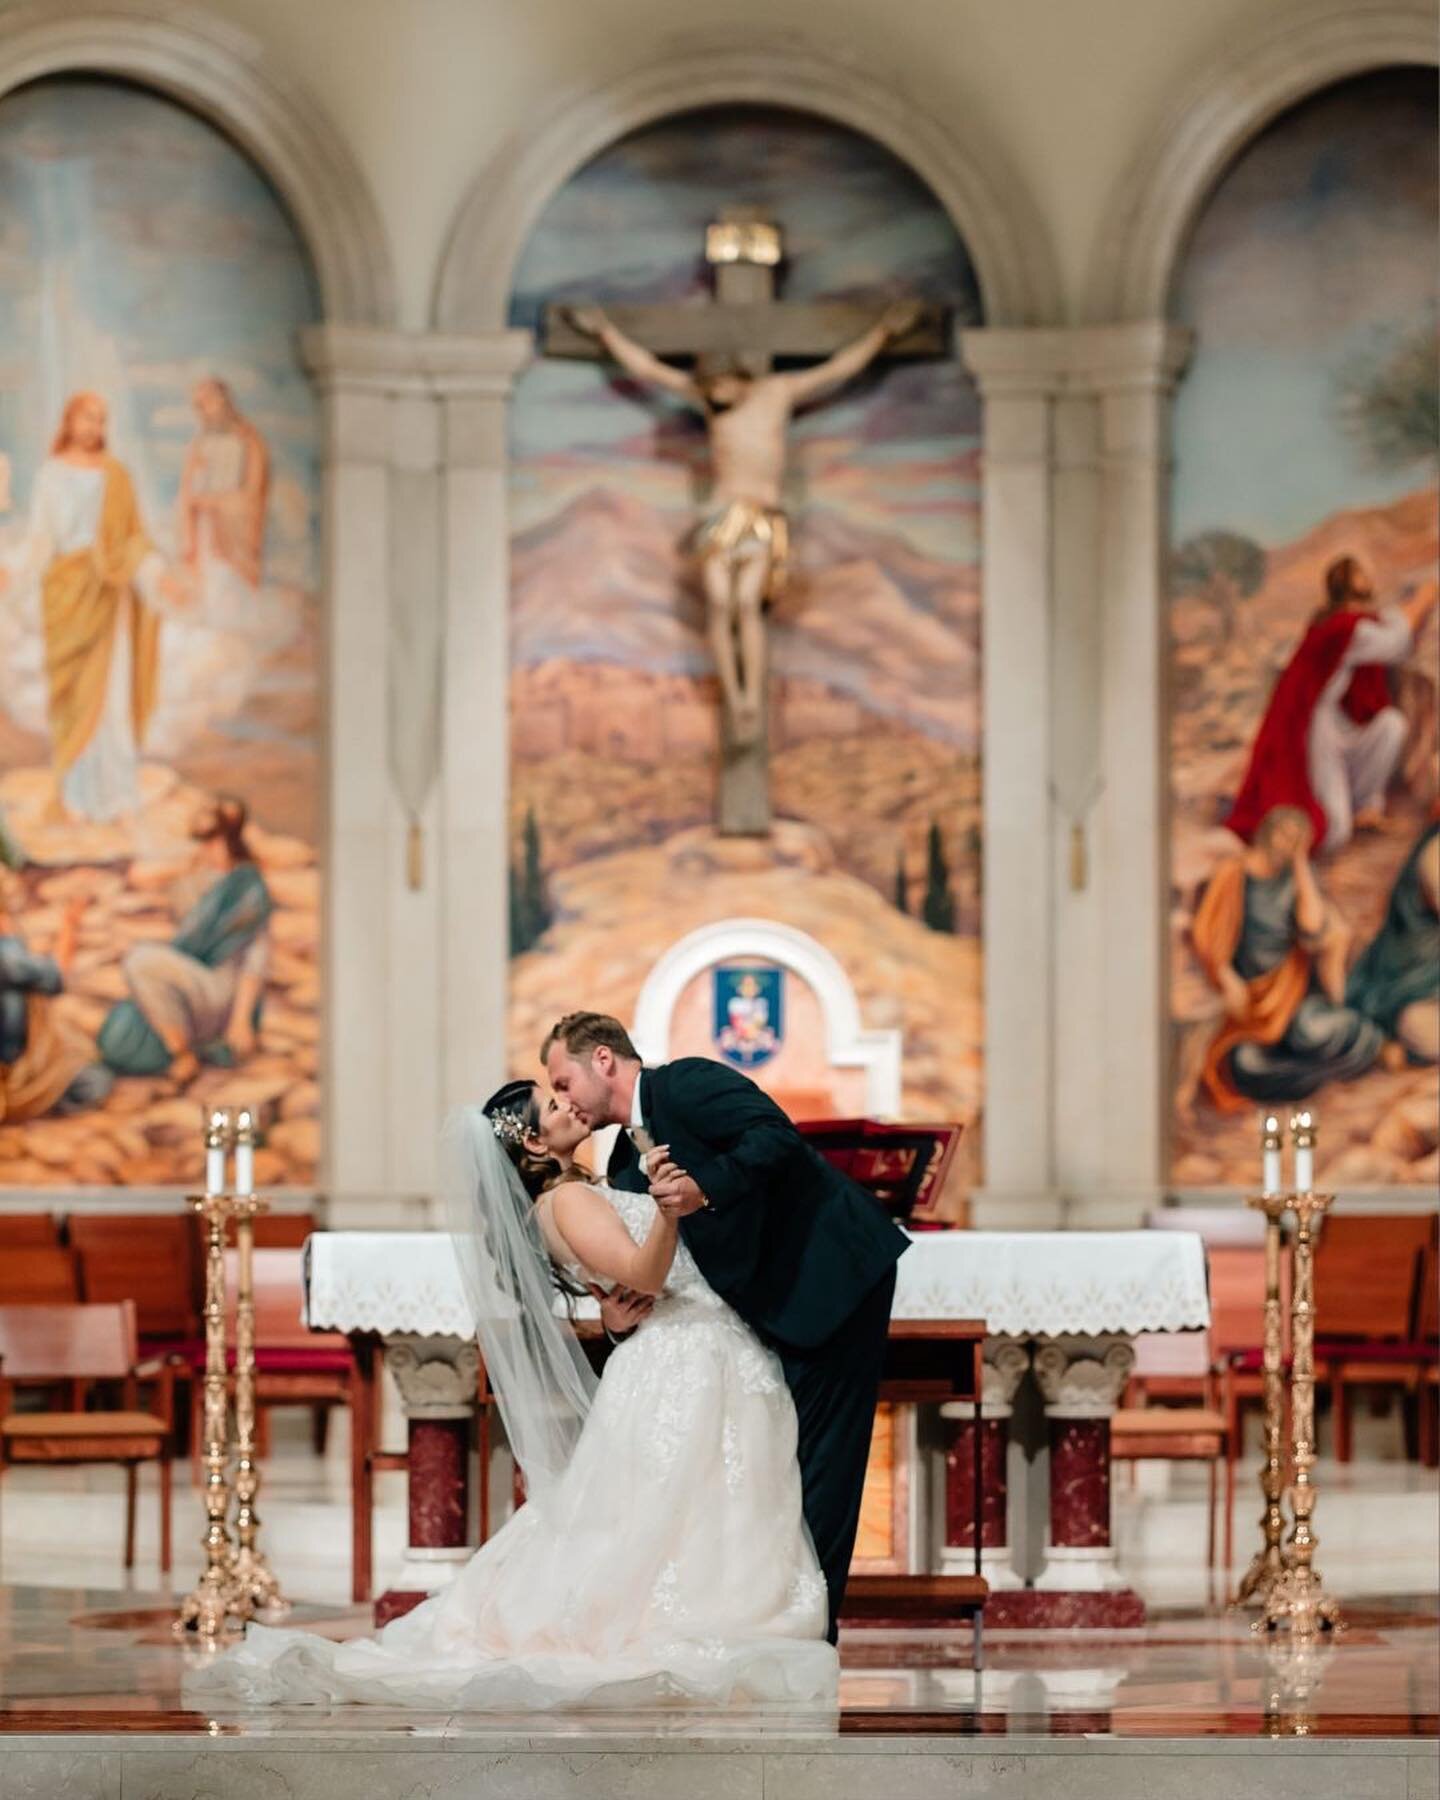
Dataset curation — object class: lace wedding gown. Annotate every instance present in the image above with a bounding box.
[185,1182,836,1710]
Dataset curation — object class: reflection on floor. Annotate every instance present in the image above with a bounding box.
[0,1409,1434,1796]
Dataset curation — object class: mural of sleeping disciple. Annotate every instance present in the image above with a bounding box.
[0,393,190,826]
[1346,805,1440,1067]
[98,795,273,1089]
[1190,804,1383,1111]
[1225,557,1438,856]
[0,862,113,1123]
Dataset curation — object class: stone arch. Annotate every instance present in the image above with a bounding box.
[0,0,395,326]
[632,918,903,1118]
[434,32,1060,333]
[1086,0,1437,323]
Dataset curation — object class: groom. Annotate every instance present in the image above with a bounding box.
[543,1011,908,1642]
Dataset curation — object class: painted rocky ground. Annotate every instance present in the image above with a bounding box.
[0,762,319,1190]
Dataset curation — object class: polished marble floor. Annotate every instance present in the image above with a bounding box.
[0,1410,1434,1796]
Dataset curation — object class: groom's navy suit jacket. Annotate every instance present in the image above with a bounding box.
[606,1058,907,1351]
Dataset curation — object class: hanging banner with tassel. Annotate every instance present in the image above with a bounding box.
[387,465,443,891]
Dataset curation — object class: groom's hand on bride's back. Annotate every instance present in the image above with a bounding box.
[591,1283,653,1337]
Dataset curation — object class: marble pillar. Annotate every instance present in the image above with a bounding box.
[437,332,533,1118]
[1031,1333,1135,1596]
[959,332,1057,1229]
[940,1338,1028,1588]
[374,1332,479,1625]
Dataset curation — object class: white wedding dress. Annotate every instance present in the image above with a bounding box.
[186,1182,836,1710]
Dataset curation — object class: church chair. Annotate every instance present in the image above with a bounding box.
[1205,1244,1292,1468]
[0,1300,176,1575]
[0,1246,80,1306]
[250,1210,319,1249]
[1112,1329,1234,1572]
[69,1212,204,1353]
[1315,1214,1432,1462]
[0,1213,62,1248]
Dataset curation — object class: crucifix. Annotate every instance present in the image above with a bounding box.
[545,207,946,836]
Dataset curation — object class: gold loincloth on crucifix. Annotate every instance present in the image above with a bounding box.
[692,498,790,602]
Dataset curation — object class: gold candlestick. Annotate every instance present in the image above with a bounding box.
[175,1183,240,1640]
[1234,1184,1290,1607]
[226,1179,288,1620]
[1258,1188,1342,1637]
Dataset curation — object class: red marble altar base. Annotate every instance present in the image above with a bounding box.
[373,1589,429,1628]
[981,1588,1147,1630]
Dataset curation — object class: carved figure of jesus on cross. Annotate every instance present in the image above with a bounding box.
[546,208,943,834]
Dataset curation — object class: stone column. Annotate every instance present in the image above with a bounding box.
[1092,325,1192,1210]
[958,330,1061,1228]
[298,329,439,1216]
[958,325,1191,1228]
[437,331,533,1114]
[373,1332,480,1625]
[299,327,532,1218]
[940,1338,1028,1588]
[1031,1333,1136,1599]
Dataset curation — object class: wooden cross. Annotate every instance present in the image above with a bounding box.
[543,208,947,835]
[545,206,945,371]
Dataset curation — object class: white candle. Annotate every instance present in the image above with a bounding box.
[1292,1110,1315,1194]
[234,1107,256,1196]
[1261,1114,1283,1196]
[205,1143,227,1196]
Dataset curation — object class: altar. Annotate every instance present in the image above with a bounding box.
[306,1228,1209,1625]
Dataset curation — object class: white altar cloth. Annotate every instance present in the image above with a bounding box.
[304,1229,1209,1339]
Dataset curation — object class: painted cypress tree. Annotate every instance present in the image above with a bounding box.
[507,859,526,957]
[523,807,551,940]
[922,820,957,934]
[894,846,909,915]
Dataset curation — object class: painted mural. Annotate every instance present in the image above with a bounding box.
[506,106,984,1182]
[1169,70,1438,1189]
[0,79,322,1189]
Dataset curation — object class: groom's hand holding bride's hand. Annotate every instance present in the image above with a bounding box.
[648,1155,711,1218]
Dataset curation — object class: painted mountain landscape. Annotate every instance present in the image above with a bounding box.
[506,107,985,1170]
[1168,70,1438,1189]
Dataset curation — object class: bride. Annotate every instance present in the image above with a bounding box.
[185,1080,836,1710]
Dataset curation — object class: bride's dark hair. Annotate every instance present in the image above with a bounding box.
[482,1079,566,1201]
[481,1079,586,1305]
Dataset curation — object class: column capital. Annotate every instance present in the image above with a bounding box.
[960,322,1193,398]
[300,325,534,398]
[384,1332,480,1420]
[1032,1334,1135,1419]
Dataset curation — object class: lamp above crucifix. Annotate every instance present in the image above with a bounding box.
[544,206,947,836]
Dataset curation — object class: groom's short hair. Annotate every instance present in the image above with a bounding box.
[541,1011,639,1065]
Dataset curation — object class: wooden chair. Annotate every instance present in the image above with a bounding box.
[1113,1329,1234,1571]
[0,1214,62,1248]
[1315,1214,1432,1461]
[1418,1229,1438,1470]
[251,1212,318,1250]
[186,1247,376,1602]
[1208,1244,1292,1465]
[69,1213,204,1355]
[0,1247,80,1306]
[0,1301,176,1574]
